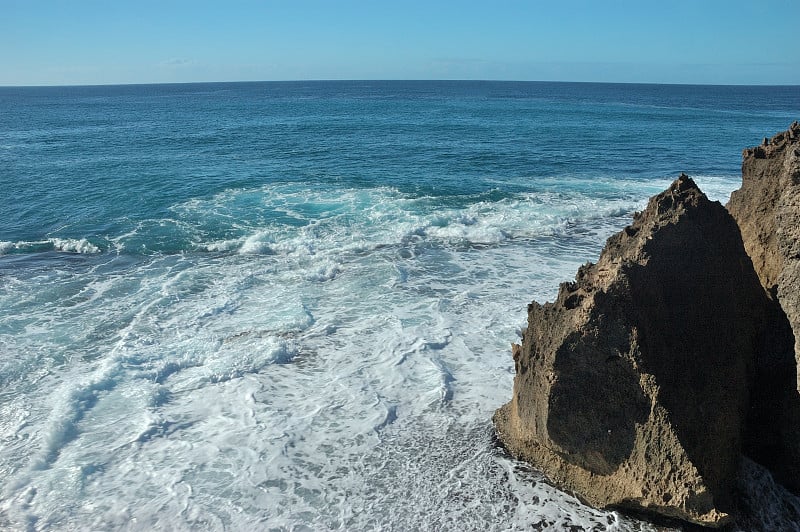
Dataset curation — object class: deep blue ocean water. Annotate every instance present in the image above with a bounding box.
[1,81,799,530]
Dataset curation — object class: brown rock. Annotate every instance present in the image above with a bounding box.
[494,175,772,527]
[728,121,800,297]
[727,121,800,491]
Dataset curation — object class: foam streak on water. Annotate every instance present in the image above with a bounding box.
[1,81,799,530]
[0,177,743,531]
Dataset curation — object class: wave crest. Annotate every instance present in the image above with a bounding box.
[0,238,101,255]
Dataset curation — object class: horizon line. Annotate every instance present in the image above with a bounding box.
[2,78,800,90]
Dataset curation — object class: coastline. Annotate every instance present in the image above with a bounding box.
[495,123,800,528]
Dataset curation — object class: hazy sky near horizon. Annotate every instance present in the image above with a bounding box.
[2,0,799,86]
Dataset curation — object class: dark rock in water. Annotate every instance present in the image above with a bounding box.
[494,174,773,527]
[727,121,800,493]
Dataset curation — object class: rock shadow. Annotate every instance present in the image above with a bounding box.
[622,213,765,512]
[745,298,800,493]
[547,329,650,476]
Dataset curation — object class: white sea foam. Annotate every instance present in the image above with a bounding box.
[203,238,240,252]
[172,183,654,270]
[305,259,341,282]
[0,176,794,531]
[691,174,742,204]
[49,237,101,254]
[0,238,101,255]
[238,230,275,254]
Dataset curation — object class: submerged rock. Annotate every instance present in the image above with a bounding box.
[494,175,772,527]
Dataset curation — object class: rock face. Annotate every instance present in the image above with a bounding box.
[494,175,773,527]
[727,121,800,493]
[728,121,800,372]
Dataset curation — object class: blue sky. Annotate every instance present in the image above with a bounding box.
[2,0,798,86]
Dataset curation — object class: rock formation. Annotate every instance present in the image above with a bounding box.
[727,121,800,493]
[494,123,800,527]
[728,122,800,299]
[728,121,800,375]
[494,175,768,526]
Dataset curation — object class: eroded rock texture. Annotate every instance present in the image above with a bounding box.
[728,122,800,298]
[727,121,800,493]
[727,121,800,374]
[494,175,772,527]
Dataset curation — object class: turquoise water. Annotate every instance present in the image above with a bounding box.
[3,81,797,249]
[1,81,799,530]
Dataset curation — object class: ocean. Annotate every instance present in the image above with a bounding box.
[1,81,799,531]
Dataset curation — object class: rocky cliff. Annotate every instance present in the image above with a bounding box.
[728,122,800,298]
[494,123,800,528]
[728,121,800,495]
[728,121,800,382]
